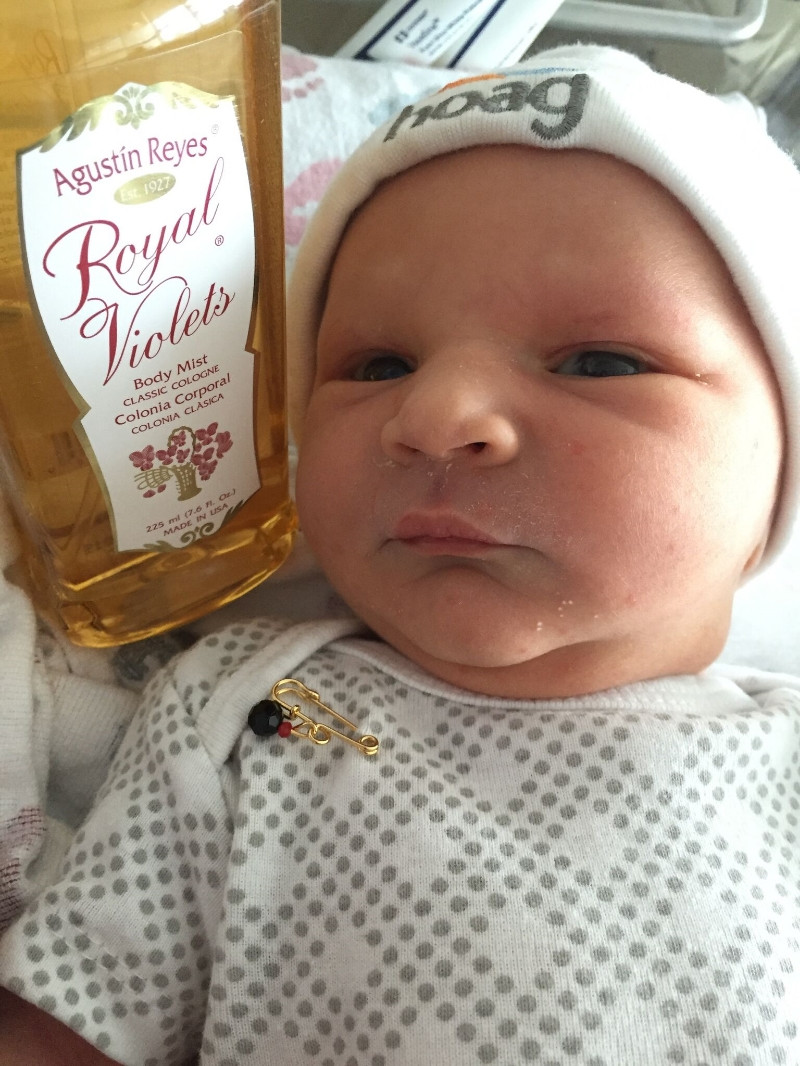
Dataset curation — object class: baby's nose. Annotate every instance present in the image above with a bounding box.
[380,356,520,466]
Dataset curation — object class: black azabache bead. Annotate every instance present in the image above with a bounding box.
[247,699,285,737]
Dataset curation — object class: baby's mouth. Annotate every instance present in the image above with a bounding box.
[391,512,506,553]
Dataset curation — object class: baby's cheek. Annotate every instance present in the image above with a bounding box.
[294,440,332,538]
[296,439,358,559]
[635,429,775,586]
[709,409,781,509]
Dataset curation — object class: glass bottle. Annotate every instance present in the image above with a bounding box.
[0,0,296,646]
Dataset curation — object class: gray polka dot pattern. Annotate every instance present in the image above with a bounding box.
[1,619,799,1066]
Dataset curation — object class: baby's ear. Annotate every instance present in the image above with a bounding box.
[739,526,771,582]
[740,479,784,582]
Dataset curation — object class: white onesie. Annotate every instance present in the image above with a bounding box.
[0,614,798,1066]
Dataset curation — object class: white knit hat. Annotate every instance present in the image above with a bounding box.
[287,44,800,569]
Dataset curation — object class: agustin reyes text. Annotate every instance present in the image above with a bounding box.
[40,157,238,388]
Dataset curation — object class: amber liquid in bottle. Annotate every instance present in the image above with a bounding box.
[0,0,296,646]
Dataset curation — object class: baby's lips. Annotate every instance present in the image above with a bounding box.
[392,511,504,545]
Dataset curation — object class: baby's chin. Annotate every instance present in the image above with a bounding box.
[357,606,726,700]
[324,556,736,699]
[358,613,599,699]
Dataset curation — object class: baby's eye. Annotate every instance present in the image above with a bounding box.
[553,350,648,377]
[353,352,414,382]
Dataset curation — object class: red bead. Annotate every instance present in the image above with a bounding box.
[277,721,293,738]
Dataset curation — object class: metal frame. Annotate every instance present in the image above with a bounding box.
[550,0,768,44]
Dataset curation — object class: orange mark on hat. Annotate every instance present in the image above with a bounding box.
[441,73,504,92]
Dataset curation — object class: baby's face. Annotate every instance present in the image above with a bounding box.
[295,145,783,698]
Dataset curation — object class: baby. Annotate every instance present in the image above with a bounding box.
[2,44,800,1066]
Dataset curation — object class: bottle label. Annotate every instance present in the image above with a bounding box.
[18,82,261,551]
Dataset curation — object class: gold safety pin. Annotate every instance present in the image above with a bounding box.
[271,678,379,757]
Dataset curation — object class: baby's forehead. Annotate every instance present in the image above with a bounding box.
[333,145,741,300]
[341,145,703,250]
